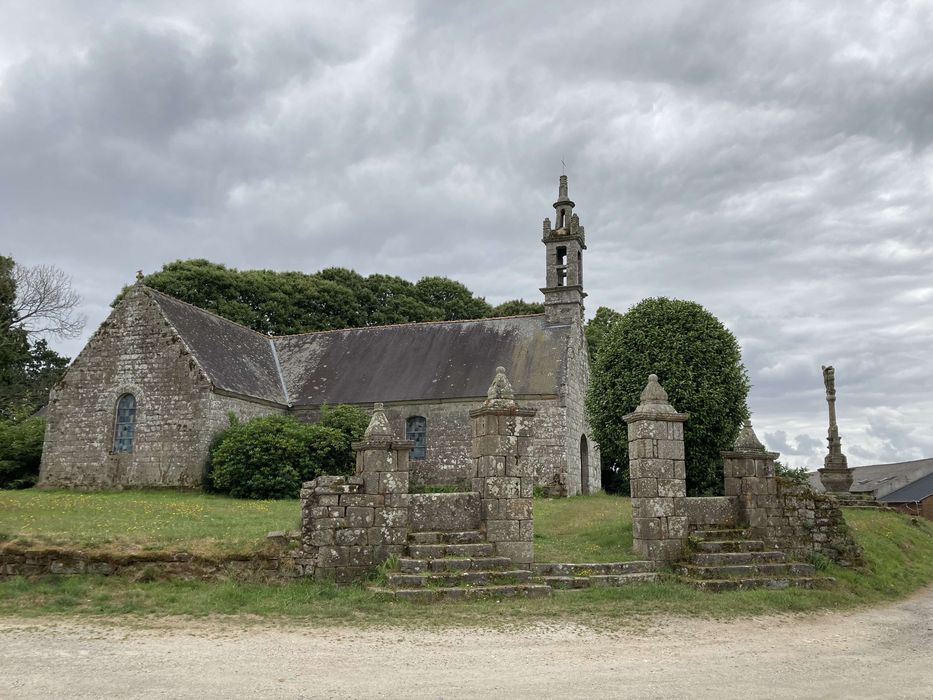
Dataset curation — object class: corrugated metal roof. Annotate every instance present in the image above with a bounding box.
[878,471,933,504]
[274,315,568,406]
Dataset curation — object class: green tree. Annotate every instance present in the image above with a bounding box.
[0,416,46,488]
[209,415,350,499]
[586,297,749,495]
[492,299,544,316]
[319,403,371,473]
[414,276,493,321]
[0,256,70,418]
[584,306,623,362]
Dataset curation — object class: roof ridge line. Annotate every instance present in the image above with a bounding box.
[270,313,546,339]
[144,286,274,339]
[143,286,545,339]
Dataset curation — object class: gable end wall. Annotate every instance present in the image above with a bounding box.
[40,287,217,488]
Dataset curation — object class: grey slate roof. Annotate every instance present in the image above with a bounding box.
[149,289,288,405]
[145,287,569,408]
[808,457,933,498]
[273,316,569,406]
[879,471,933,504]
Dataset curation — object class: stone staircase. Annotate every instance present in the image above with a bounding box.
[830,492,890,510]
[676,528,828,592]
[371,530,551,601]
[532,562,657,590]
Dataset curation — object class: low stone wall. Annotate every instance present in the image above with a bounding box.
[723,421,863,567]
[300,473,410,583]
[686,497,738,529]
[410,492,481,533]
[0,542,298,581]
[768,480,863,566]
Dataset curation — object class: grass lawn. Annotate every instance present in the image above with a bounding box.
[1,489,932,627]
[0,489,631,562]
[0,490,299,556]
[534,492,635,562]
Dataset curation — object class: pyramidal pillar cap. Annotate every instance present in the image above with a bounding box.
[624,374,689,423]
[637,374,675,413]
[363,402,394,440]
[733,418,766,452]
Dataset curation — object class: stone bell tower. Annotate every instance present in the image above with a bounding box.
[541,175,586,325]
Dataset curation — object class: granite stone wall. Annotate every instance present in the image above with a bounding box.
[294,395,594,495]
[39,286,216,488]
[0,541,296,581]
[299,405,414,582]
[558,318,601,496]
[723,421,862,566]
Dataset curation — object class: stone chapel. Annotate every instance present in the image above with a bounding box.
[39,177,600,496]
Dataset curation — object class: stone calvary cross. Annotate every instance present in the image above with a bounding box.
[818,365,853,493]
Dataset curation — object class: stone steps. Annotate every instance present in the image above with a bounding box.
[398,556,512,574]
[676,563,816,580]
[407,543,495,559]
[688,577,831,592]
[532,561,656,576]
[407,531,484,545]
[694,539,765,553]
[385,569,533,588]
[680,528,830,592]
[691,551,786,566]
[691,528,750,540]
[541,572,658,589]
[370,584,552,602]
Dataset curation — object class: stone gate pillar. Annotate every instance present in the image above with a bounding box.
[470,367,537,564]
[300,402,414,582]
[722,419,779,541]
[623,374,689,563]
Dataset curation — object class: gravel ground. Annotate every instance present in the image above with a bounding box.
[1,588,931,699]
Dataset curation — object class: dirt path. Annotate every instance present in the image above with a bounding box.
[2,589,932,699]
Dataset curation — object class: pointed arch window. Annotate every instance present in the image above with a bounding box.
[406,416,427,460]
[113,394,137,453]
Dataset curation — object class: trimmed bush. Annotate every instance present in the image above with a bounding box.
[319,403,370,472]
[0,416,45,489]
[586,297,749,496]
[209,415,350,499]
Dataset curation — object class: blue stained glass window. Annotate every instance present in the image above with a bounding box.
[113,394,136,453]
[406,416,427,460]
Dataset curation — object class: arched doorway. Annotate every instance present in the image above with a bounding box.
[580,435,589,495]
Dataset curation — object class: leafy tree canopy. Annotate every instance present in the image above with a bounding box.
[492,299,545,316]
[116,260,543,335]
[584,306,623,362]
[0,255,70,419]
[586,297,750,496]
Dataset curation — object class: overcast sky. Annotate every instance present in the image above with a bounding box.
[2,1,931,469]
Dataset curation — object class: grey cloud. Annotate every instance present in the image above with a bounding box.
[2,1,931,468]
